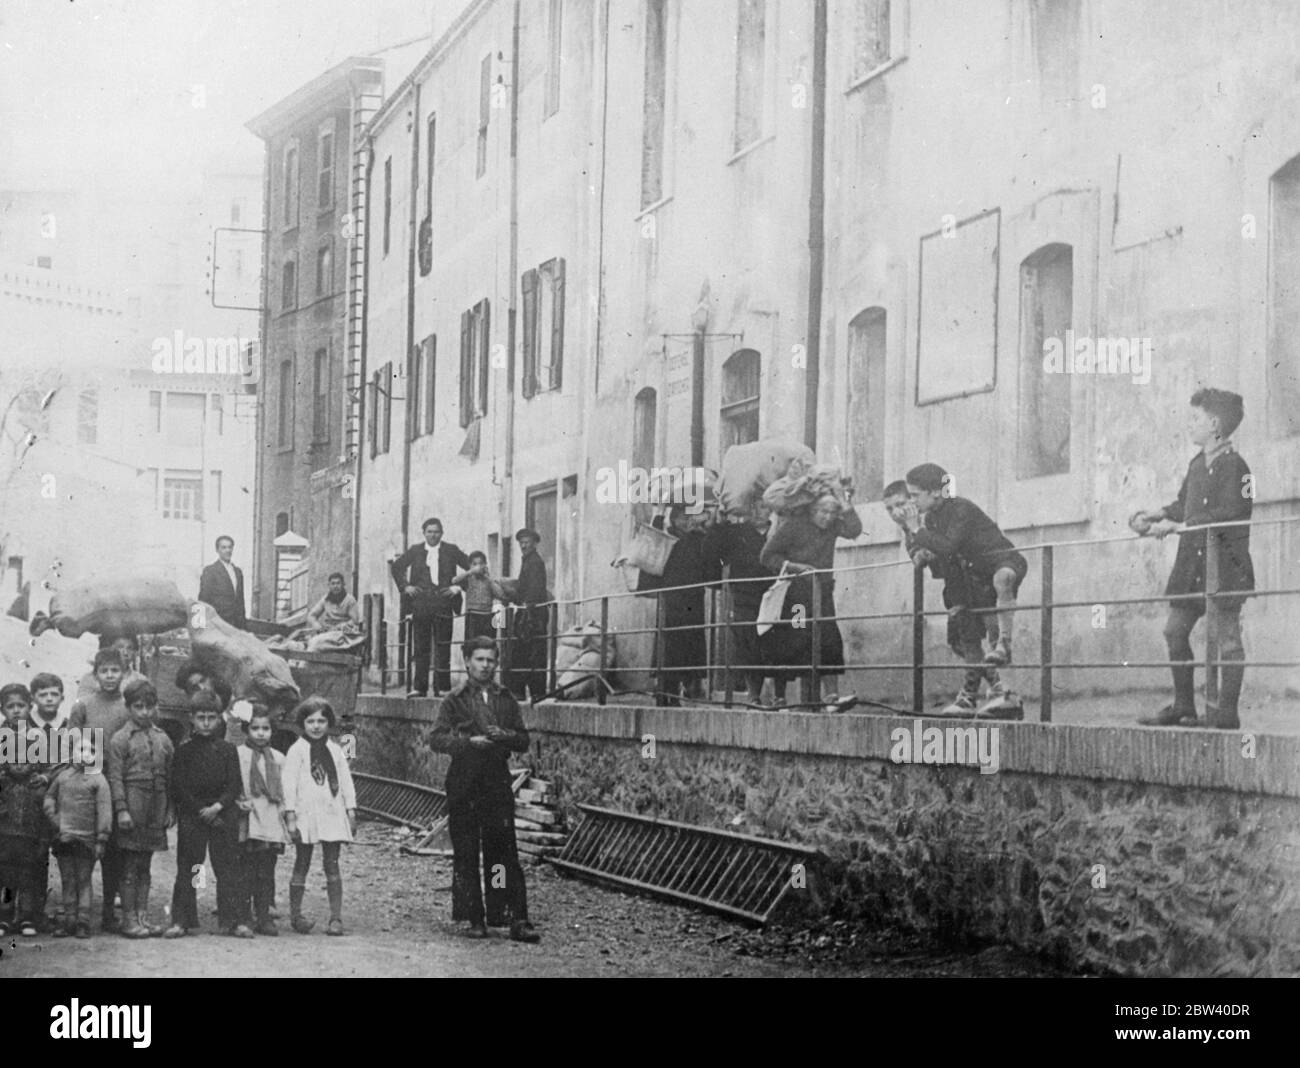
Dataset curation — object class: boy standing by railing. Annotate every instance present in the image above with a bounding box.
[1129,388,1254,729]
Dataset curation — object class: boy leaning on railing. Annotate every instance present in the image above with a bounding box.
[1129,388,1255,729]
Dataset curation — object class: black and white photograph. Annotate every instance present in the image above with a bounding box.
[0,0,1296,1027]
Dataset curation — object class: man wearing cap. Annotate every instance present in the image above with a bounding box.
[507,528,549,703]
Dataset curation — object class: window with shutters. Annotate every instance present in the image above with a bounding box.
[641,0,667,207]
[847,308,887,500]
[477,54,491,179]
[460,300,490,426]
[420,115,436,277]
[409,342,423,443]
[848,0,908,87]
[162,471,204,521]
[720,349,761,453]
[733,0,766,153]
[521,258,565,397]
[1018,243,1073,477]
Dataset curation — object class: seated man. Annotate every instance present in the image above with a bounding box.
[305,573,361,636]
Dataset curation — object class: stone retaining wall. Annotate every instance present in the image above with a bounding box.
[353,695,1300,977]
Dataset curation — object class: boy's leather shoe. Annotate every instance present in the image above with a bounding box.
[162,924,187,938]
[510,920,541,944]
[1138,704,1197,726]
[466,923,489,939]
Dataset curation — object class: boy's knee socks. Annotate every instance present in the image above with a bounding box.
[325,876,342,922]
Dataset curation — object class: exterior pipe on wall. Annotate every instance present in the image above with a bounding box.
[803,0,827,452]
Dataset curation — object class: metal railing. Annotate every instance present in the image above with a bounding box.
[367,514,1300,718]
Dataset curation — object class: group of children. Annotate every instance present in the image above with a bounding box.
[878,387,1254,727]
[0,646,358,940]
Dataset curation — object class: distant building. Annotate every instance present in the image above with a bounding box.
[246,57,386,623]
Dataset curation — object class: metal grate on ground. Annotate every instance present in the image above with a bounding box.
[353,772,448,829]
[549,804,823,925]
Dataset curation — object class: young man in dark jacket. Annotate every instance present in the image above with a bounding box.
[1130,389,1254,729]
[428,637,539,943]
[508,528,550,703]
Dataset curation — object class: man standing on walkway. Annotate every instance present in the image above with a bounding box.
[390,518,471,697]
[428,636,539,943]
[508,528,549,703]
[198,536,247,630]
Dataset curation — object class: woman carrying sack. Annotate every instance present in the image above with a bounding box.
[759,482,862,711]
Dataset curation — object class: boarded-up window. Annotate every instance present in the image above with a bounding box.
[522,258,566,397]
[847,308,887,500]
[545,0,563,118]
[460,300,491,427]
[1018,244,1072,477]
[1269,154,1300,435]
[720,349,761,453]
[917,209,999,404]
[77,387,98,446]
[642,0,667,206]
[733,0,765,152]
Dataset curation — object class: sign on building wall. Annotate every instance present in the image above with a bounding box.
[916,208,1000,405]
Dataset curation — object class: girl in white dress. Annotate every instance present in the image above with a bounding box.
[282,697,356,936]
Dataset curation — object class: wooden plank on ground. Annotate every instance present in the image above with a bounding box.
[514,803,559,825]
[515,829,568,844]
[527,778,555,795]
[515,817,548,832]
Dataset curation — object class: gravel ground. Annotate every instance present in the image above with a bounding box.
[0,819,1066,978]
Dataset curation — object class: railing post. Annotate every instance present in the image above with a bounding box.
[722,563,734,708]
[1040,544,1054,724]
[912,564,924,714]
[810,573,822,706]
[548,602,560,697]
[654,592,667,706]
[378,607,388,695]
[598,595,609,707]
[1204,525,1220,719]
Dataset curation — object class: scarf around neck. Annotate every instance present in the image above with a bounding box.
[308,736,339,797]
[246,743,283,803]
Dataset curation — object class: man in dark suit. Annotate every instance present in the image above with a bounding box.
[198,535,247,629]
[390,517,471,697]
[507,527,549,703]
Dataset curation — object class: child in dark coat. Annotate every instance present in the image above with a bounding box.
[1129,388,1255,728]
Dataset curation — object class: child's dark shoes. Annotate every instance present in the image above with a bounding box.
[162,924,186,938]
[326,919,345,936]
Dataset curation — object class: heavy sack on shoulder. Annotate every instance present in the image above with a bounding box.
[30,573,190,638]
[716,439,816,516]
[762,464,848,516]
[189,603,300,709]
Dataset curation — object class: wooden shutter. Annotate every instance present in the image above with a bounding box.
[424,335,437,436]
[521,269,538,399]
[477,299,491,416]
[551,258,565,391]
[460,310,472,427]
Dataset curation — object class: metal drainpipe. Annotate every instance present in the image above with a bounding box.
[803,0,827,451]
[503,0,521,542]
[252,138,272,617]
[691,328,705,468]
[351,128,376,601]
[400,85,420,550]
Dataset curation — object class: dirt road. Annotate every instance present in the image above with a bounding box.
[0,821,1063,978]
